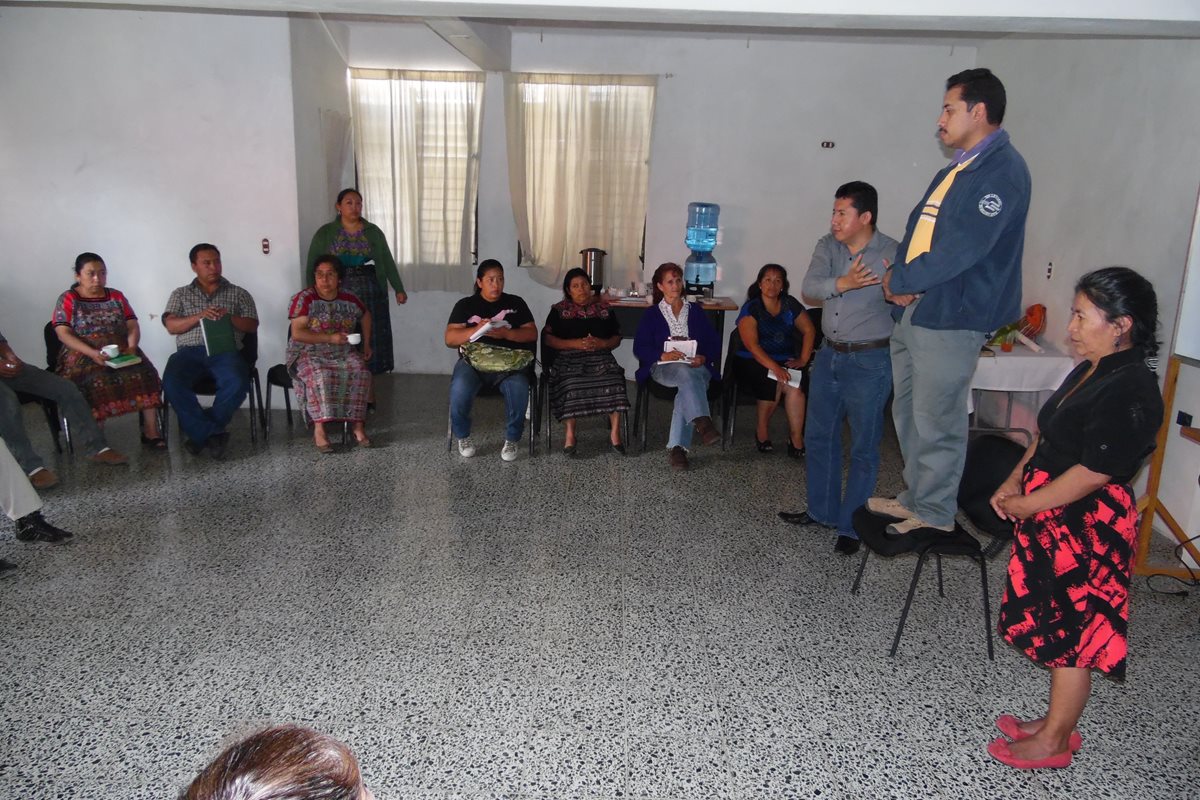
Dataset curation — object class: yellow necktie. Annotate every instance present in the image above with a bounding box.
[905,156,976,262]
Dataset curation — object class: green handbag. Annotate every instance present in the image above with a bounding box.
[460,342,534,373]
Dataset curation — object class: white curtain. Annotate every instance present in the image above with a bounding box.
[350,69,484,292]
[504,73,657,289]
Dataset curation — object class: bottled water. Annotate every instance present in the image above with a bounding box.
[684,251,717,287]
[685,202,719,253]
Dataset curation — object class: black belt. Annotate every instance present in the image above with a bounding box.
[827,337,890,353]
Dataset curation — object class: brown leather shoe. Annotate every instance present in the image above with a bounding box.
[28,468,60,491]
[668,446,689,471]
[88,447,129,466]
[693,416,720,446]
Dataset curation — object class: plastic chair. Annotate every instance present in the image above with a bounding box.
[263,362,296,435]
[958,434,1026,557]
[162,330,264,444]
[850,506,994,660]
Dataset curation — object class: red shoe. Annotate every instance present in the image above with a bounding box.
[995,715,1082,752]
[987,737,1072,769]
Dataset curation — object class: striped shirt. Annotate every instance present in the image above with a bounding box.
[163,277,258,349]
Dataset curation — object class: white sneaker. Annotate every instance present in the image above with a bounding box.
[866,496,914,520]
[457,437,476,458]
[500,440,518,462]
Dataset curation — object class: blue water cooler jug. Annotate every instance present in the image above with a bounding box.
[684,202,719,294]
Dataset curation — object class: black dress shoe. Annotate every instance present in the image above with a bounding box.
[0,558,17,575]
[14,512,73,543]
[787,441,805,459]
[777,510,834,528]
[208,432,231,461]
[834,535,861,555]
[610,442,626,455]
[183,437,205,457]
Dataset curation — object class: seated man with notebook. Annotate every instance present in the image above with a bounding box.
[161,243,259,459]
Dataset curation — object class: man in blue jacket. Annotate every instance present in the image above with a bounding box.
[871,68,1031,539]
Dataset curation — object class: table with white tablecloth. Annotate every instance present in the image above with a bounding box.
[969,346,1077,444]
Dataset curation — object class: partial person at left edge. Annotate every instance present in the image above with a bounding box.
[161,243,259,460]
[0,325,129,491]
[1,437,76,574]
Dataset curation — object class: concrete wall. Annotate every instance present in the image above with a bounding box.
[977,36,1200,555]
[344,21,976,375]
[0,5,300,378]
[290,14,353,285]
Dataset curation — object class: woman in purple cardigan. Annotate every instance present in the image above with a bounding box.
[632,262,722,470]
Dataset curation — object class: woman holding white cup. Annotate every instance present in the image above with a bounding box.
[287,254,373,453]
[52,251,166,447]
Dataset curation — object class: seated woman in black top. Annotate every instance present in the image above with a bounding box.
[544,268,630,456]
[987,267,1163,770]
[444,260,537,462]
[733,264,816,456]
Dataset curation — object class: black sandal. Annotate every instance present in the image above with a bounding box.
[141,434,167,449]
[787,441,805,459]
[756,438,774,453]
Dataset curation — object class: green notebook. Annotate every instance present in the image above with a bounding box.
[104,353,143,370]
[200,316,237,356]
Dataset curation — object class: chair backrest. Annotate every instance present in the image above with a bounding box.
[539,329,557,374]
[805,305,824,351]
[239,329,258,367]
[958,434,1027,538]
[721,326,744,383]
[43,321,63,370]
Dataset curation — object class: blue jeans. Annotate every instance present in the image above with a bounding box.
[890,304,987,527]
[650,362,711,450]
[162,346,250,445]
[449,359,528,442]
[804,345,892,540]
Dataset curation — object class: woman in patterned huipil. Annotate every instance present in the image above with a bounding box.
[987,268,1163,770]
[306,188,406,392]
[52,252,165,447]
[288,255,373,453]
[544,268,630,456]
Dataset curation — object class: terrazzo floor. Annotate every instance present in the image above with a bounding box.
[2,373,1198,799]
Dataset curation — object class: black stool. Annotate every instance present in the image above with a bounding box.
[851,506,994,659]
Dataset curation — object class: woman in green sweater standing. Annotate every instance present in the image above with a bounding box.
[306,188,407,381]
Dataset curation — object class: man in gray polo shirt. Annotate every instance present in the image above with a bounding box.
[779,181,898,555]
[161,243,259,459]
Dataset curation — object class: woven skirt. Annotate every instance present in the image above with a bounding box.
[548,350,630,421]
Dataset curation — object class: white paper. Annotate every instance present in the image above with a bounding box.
[468,319,511,342]
[768,367,804,389]
[656,339,697,365]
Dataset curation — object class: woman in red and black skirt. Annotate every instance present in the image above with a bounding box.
[987,267,1163,769]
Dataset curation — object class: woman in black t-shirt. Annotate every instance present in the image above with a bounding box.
[444,260,537,462]
[544,268,630,456]
[987,268,1163,770]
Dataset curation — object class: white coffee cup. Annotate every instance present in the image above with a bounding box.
[345,333,362,345]
[101,344,120,358]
